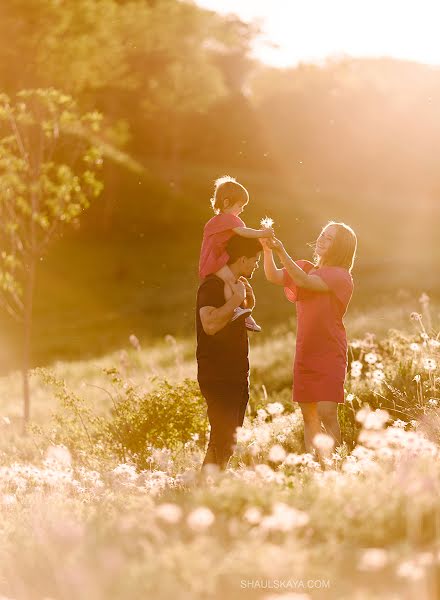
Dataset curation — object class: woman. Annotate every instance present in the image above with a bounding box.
[262,221,357,455]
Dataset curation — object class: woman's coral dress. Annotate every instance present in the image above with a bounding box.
[283,260,354,404]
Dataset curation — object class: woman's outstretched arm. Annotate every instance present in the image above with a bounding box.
[261,239,284,285]
[270,238,329,292]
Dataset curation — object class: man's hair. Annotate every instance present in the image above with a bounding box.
[227,236,261,264]
[210,175,249,214]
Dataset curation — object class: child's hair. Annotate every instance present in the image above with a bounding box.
[315,221,357,272]
[210,176,249,214]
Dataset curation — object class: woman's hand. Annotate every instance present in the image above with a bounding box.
[267,237,285,255]
[259,238,272,251]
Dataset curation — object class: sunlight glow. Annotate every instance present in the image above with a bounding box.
[196,0,440,67]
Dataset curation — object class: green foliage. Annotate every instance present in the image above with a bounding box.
[103,369,208,470]
[0,88,104,317]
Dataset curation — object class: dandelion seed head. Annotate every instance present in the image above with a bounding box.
[260,216,274,229]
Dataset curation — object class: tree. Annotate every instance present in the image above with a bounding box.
[0,88,104,431]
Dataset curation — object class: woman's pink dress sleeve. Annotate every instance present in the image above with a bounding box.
[282,260,314,303]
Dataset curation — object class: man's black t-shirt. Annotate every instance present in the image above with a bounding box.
[196,275,249,383]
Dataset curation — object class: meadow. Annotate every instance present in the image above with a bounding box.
[0,294,439,600]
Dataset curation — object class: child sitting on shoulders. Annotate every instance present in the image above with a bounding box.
[198,175,273,332]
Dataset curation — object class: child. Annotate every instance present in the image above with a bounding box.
[198,176,273,332]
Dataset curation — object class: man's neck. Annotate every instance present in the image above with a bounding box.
[228,263,241,280]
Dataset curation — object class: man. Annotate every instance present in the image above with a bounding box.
[196,235,262,470]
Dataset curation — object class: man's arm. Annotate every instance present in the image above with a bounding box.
[200,281,246,336]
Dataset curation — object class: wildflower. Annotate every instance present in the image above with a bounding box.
[410,343,420,352]
[256,408,268,421]
[358,548,389,571]
[413,374,421,383]
[410,312,422,321]
[260,216,274,229]
[129,334,141,350]
[346,393,355,403]
[351,360,363,370]
[365,352,378,365]
[351,368,362,378]
[268,444,287,463]
[428,398,438,407]
[236,426,253,444]
[363,409,389,430]
[313,433,335,452]
[187,507,215,532]
[420,332,430,341]
[428,339,440,348]
[396,560,424,580]
[266,402,284,416]
[423,358,437,371]
[372,369,385,383]
[260,502,309,532]
[419,292,430,306]
[243,506,262,525]
[1,494,17,507]
[393,419,408,429]
[155,503,182,524]
[45,445,72,467]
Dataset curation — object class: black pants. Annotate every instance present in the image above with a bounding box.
[198,379,249,470]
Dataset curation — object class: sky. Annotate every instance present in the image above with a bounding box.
[196,0,440,68]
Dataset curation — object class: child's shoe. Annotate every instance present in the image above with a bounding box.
[245,315,262,332]
[231,306,252,322]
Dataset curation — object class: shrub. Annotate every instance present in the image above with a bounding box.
[103,369,208,469]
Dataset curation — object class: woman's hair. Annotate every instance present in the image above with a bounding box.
[210,175,249,214]
[315,221,357,272]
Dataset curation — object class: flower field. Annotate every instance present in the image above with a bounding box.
[0,297,439,600]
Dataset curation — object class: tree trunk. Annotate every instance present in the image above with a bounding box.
[22,255,35,434]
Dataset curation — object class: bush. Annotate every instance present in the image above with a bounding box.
[103,369,208,469]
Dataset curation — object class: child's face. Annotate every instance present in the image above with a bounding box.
[229,200,247,216]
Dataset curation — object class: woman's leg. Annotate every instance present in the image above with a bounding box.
[317,401,341,447]
[298,402,321,454]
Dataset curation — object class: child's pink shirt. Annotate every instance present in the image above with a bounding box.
[198,213,245,279]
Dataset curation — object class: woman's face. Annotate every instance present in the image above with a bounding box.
[315,225,336,257]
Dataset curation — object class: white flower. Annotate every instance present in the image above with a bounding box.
[260,502,309,532]
[358,548,389,571]
[351,360,363,370]
[396,560,425,580]
[129,334,141,350]
[363,409,389,430]
[45,445,72,467]
[236,427,253,444]
[428,398,438,407]
[243,506,262,525]
[346,393,355,403]
[186,507,215,532]
[365,352,378,365]
[156,503,182,524]
[410,343,420,352]
[428,339,440,349]
[313,433,334,452]
[372,369,385,383]
[260,216,274,229]
[256,408,268,421]
[268,444,287,463]
[266,402,284,416]
[423,358,437,372]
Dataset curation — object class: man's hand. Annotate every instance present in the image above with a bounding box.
[239,277,255,309]
[231,280,246,304]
